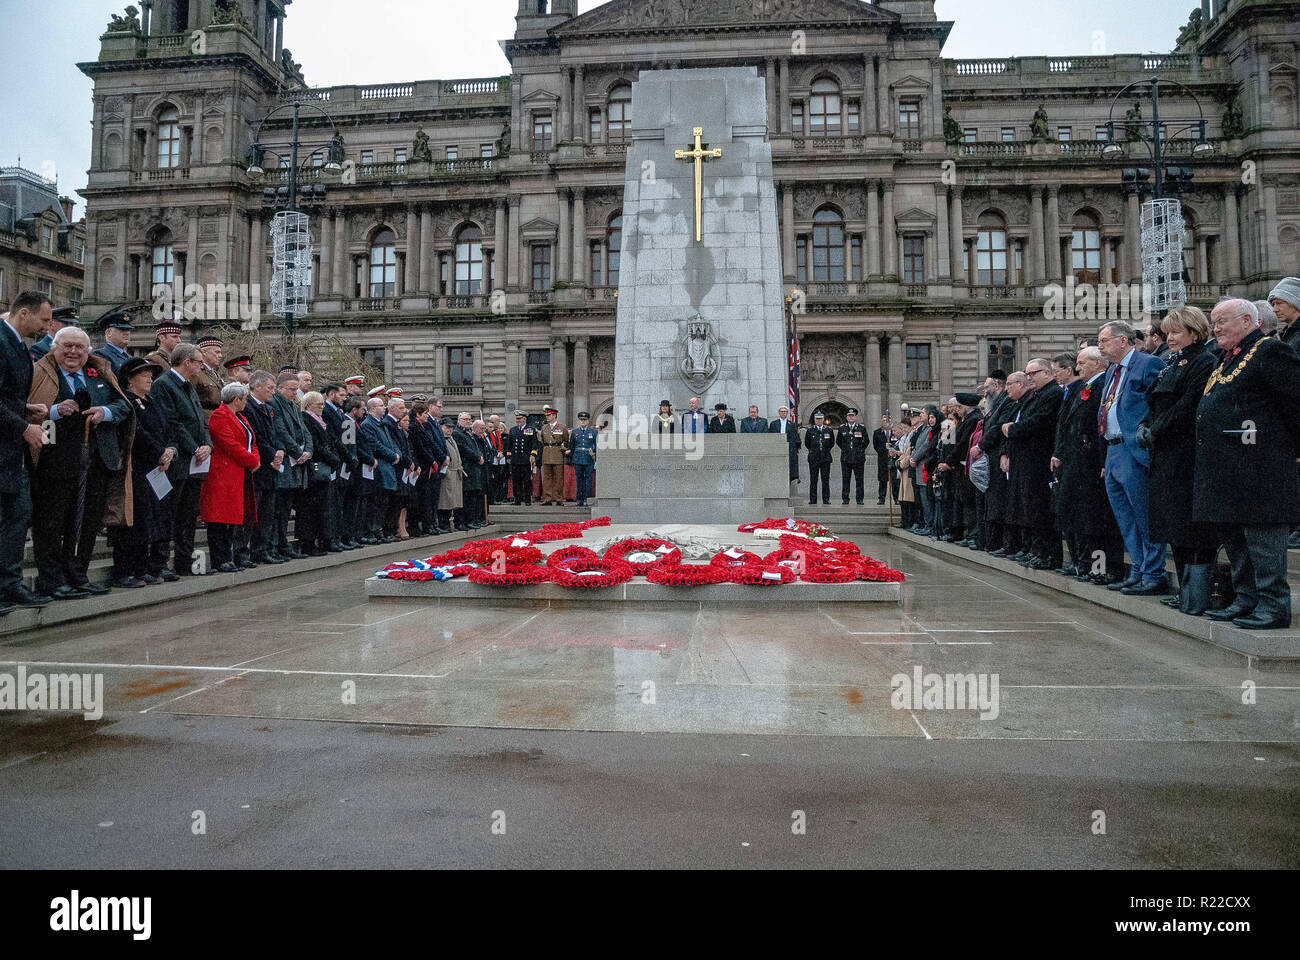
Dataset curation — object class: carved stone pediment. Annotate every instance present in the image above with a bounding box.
[554,0,897,35]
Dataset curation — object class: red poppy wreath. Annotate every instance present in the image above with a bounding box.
[603,538,682,575]
[467,564,551,586]
[726,562,796,585]
[546,545,601,569]
[708,548,764,569]
[547,557,634,588]
[645,562,729,586]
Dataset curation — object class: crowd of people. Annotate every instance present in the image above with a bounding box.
[881,281,1300,631]
[3,281,1298,631]
[0,291,601,612]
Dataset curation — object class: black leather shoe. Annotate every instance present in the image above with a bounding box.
[285,550,309,559]
[988,548,1010,558]
[215,562,239,574]
[327,542,343,553]
[305,547,328,557]
[455,524,470,532]
[1,585,52,607]
[73,581,111,596]
[0,604,11,616]
[1205,603,1254,622]
[239,559,259,569]
[1073,572,1094,582]
[1108,575,1142,592]
[1028,558,1056,571]
[49,585,91,601]
[1159,593,1182,608]
[1122,579,1171,596]
[1232,612,1291,630]
[156,568,180,582]
[139,574,160,585]
[110,576,146,589]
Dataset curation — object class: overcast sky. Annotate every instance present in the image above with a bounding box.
[2,0,1198,218]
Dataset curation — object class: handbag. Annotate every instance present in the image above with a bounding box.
[310,460,333,483]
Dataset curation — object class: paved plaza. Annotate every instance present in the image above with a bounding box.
[2,533,1296,868]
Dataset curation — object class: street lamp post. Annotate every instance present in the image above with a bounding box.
[1101,75,1216,200]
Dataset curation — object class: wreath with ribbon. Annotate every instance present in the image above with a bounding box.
[726,562,796,585]
[762,546,823,576]
[645,562,729,586]
[603,538,682,575]
[547,557,634,588]
[546,545,601,569]
[738,517,831,539]
[467,564,551,586]
[518,522,586,543]
[709,548,764,569]
[580,516,612,529]
[799,562,861,583]
[856,558,906,582]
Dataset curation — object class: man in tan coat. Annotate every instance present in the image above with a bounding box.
[194,335,225,422]
[538,405,569,505]
[145,320,182,372]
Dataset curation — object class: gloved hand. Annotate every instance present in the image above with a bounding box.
[1135,424,1152,450]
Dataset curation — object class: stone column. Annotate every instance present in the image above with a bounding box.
[886,335,904,420]
[115,223,127,300]
[192,93,204,165]
[1195,235,1208,283]
[186,208,199,287]
[865,333,882,426]
[882,185,896,277]
[1125,191,1141,283]
[507,195,522,289]
[551,337,569,423]
[1224,188,1240,281]
[929,62,942,138]
[275,14,284,64]
[1029,187,1045,283]
[504,340,522,406]
[950,189,965,284]
[571,188,586,286]
[572,336,590,419]
[84,226,98,302]
[1263,183,1280,275]
[877,56,890,134]
[249,213,262,289]
[137,256,149,302]
[1044,186,1062,282]
[421,206,436,293]
[557,188,571,282]
[935,187,950,281]
[333,209,348,296]
[864,53,877,133]
[573,66,586,143]
[765,59,777,133]
[781,183,796,282]
[779,58,791,134]
[938,334,954,400]
[404,205,419,294]
[558,66,570,145]
[91,97,104,169]
[866,181,881,277]
[121,95,134,171]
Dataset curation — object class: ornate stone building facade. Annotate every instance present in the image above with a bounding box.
[1,167,87,313]
[78,0,1299,424]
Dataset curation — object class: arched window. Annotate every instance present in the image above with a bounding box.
[811,208,844,283]
[607,215,622,287]
[150,229,175,291]
[975,213,1007,285]
[1071,212,1101,285]
[157,107,181,169]
[369,227,396,297]
[608,85,632,143]
[809,78,842,137]
[455,225,483,295]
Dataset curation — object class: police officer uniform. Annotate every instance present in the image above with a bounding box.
[507,412,540,504]
[836,409,869,504]
[805,413,836,504]
[570,412,598,506]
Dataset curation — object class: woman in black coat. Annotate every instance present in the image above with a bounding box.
[299,393,341,555]
[107,358,175,587]
[1145,306,1220,612]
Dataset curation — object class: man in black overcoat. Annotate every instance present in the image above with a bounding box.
[1002,359,1064,569]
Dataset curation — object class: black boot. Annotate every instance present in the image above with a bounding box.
[1178,564,1212,617]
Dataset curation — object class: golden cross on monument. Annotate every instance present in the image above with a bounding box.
[674,126,723,243]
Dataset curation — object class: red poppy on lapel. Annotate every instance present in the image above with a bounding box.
[1079,387,1091,402]
[86,367,99,378]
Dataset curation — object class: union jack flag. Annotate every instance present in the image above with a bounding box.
[788,336,800,418]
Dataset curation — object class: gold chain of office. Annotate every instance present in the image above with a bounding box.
[1203,339,1263,395]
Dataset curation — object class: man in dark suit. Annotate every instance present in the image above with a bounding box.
[707,403,736,433]
[507,410,539,506]
[242,370,286,564]
[740,405,768,433]
[805,411,835,505]
[1,292,55,610]
[148,343,213,577]
[1098,320,1168,595]
[982,373,1024,557]
[322,383,358,549]
[359,397,399,540]
[768,405,801,497]
[423,396,448,531]
[381,399,411,538]
[1002,360,1064,570]
[271,371,312,558]
[872,415,892,504]
[27,327,133,598]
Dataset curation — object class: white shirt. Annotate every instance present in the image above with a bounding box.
[1104,348,1136,440]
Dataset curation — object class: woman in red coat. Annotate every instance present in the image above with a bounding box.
[201,382,262,573]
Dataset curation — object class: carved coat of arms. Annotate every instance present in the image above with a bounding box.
[678,317,719,391]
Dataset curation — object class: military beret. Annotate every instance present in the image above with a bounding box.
[155,320,183,336]
[279,364,299,374]
[196,335,223,348]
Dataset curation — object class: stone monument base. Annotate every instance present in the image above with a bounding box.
[595,433,791,524]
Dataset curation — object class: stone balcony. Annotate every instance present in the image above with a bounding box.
[943,53,1223,85]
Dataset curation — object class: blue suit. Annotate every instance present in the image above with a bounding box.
[360,415,398,492]
[1101,348,1166,582]
[570,425,598,504]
